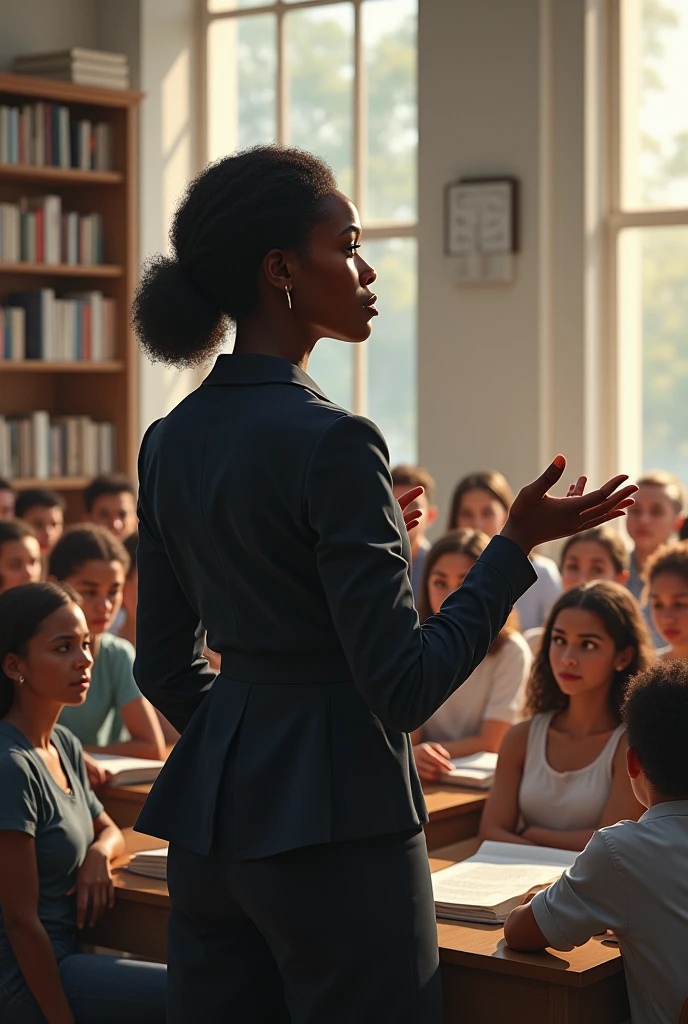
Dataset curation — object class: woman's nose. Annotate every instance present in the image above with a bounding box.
[358,257,376,286]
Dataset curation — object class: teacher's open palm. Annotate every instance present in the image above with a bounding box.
[501,456,637,554]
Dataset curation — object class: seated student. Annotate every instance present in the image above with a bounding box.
[0,478,15,521]
[15,487,66,558]
[626,469,686,648]
[523,525,631,653]
[645,539,688,662]
[411,529,532,781]
[0,521,42,594]
[479,581,652,851]
[504,660,688,1024]
[0,581,166,1024]
[48,525,165,762]
[447,469,562,631]
[390,464,438,599]
[83,473,137,541]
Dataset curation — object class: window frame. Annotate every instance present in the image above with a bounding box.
[607,0,688,480]
[199,0,419,417]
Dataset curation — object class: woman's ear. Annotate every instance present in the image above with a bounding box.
[2,652,23,684]
[262,248,293,292]
[615,645,635,673]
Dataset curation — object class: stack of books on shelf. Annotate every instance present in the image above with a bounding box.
[0,289,115,362]
[0,195,103,265]
[0,100,113,170]
[0,410,116,480]
[14,48,129,91]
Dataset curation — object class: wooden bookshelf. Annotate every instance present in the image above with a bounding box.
[0,72,142,520]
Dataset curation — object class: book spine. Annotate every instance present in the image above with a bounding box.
[34,102,45,167]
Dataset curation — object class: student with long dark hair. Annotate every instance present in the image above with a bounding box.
[480,581,653,851]
[130,145,636,1023]
[0,582,166,1023]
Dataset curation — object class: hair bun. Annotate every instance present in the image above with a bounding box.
[131,254,227,369]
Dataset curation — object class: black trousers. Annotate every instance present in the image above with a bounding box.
[166,827,442,1023]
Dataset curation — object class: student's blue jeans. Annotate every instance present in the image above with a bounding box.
[0,929,166,1023]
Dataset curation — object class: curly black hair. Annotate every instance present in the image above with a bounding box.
[623,659,688,797]
[524,581,655,721]
[131,146,338,369]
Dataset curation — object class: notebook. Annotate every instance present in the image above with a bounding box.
[89,753,165,786]
[432,840,577,924]
[126,847,168,881]
[444,751,498,788]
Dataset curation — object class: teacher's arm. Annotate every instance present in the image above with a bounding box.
[306,415,635,733]
[134,421,216,733]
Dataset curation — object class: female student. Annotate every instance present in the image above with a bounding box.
[129,144,636,1023]
[0,581,166,1023]
[0,521,42,594]
[411,530,532,782]
[524,525,631,653]
[48,526,164,762]
[447,470,562,631]
[645,540,688,661]
[480,580,653,851]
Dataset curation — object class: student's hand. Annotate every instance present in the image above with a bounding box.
[67,845,115,929]
[83,752,112,790]
[413,742,454,782]
[397,486,424,534]
[501,457,637,555]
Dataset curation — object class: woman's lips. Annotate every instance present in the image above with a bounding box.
[70,679,90,692]
[557,672,582,682]
[663,629,681,639]
[363,293,378,317]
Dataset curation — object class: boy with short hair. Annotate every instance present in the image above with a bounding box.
[0,520,42,592]
[83,472,137,540]
[390,464,438,599]
[626,470,687,647]
[14,486,66,554]
[0,478,15,521]
[504,660,688,1024]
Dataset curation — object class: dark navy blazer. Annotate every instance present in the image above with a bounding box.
[133,353,536,858]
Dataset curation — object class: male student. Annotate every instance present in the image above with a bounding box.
[504,660,688,1024]
[391,464,438,599]
[626,470,686,648]
[15,486,65,555]
[83,472,138,540]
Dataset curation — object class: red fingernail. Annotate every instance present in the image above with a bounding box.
[554,455,565,469]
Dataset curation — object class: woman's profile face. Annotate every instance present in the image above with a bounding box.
[289,191,378,344]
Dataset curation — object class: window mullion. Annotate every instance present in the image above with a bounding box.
[277,2,288,145]
[352,0,367,417]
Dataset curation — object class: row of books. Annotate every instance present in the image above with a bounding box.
[15,48,130,92]
[0,411,116,480]
[0,196,104,265]
[0,289,116,362]
[0,100,113,170]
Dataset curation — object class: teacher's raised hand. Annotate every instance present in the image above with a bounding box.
[501,455,637,555]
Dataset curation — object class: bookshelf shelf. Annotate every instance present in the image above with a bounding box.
[0,164,124,185]
[0,360,124,373]
[0,72,141,517]
[0,262,123,277]
[12,476,90,491]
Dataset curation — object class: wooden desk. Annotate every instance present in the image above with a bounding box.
[101,780,488,847]
[86,832,628,1024]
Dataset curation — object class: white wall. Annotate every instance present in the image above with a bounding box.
[418,0,604,528]
[0,0,98,69]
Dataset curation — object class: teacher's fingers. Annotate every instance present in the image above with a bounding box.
[521,455,567,500]
[397,486,424,512]
[577,488,636,526]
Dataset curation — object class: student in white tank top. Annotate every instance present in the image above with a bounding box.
[411,530,532,782]
[480,581,654,851]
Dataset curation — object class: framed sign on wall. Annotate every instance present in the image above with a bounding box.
[444,176,519,284]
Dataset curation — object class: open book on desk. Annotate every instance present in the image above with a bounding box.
[432,840,577,924]
[444,751,498,788]
[126,847,168,880]
[89,753,165,786]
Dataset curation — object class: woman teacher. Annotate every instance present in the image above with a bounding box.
[131,146,635,1024]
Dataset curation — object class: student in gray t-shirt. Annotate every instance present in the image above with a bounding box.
[0,581,166,1024]
[504,660,688,1024]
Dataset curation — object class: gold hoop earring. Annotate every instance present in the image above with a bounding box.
[285,286,292,311]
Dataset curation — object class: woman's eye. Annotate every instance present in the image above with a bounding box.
[552,636,564,645]
[344,243,361,256]
[582,641,597,650]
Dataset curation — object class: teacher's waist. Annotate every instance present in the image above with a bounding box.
[217,648,352,684]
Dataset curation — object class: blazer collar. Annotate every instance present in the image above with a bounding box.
[202,353,330,402]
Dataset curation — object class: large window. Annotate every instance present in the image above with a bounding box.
[612,0,688,482]
[203,0,418,462]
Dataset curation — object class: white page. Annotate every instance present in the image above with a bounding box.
[432,841,577,909]
[88,753,165,773]
[449,751,498,772]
